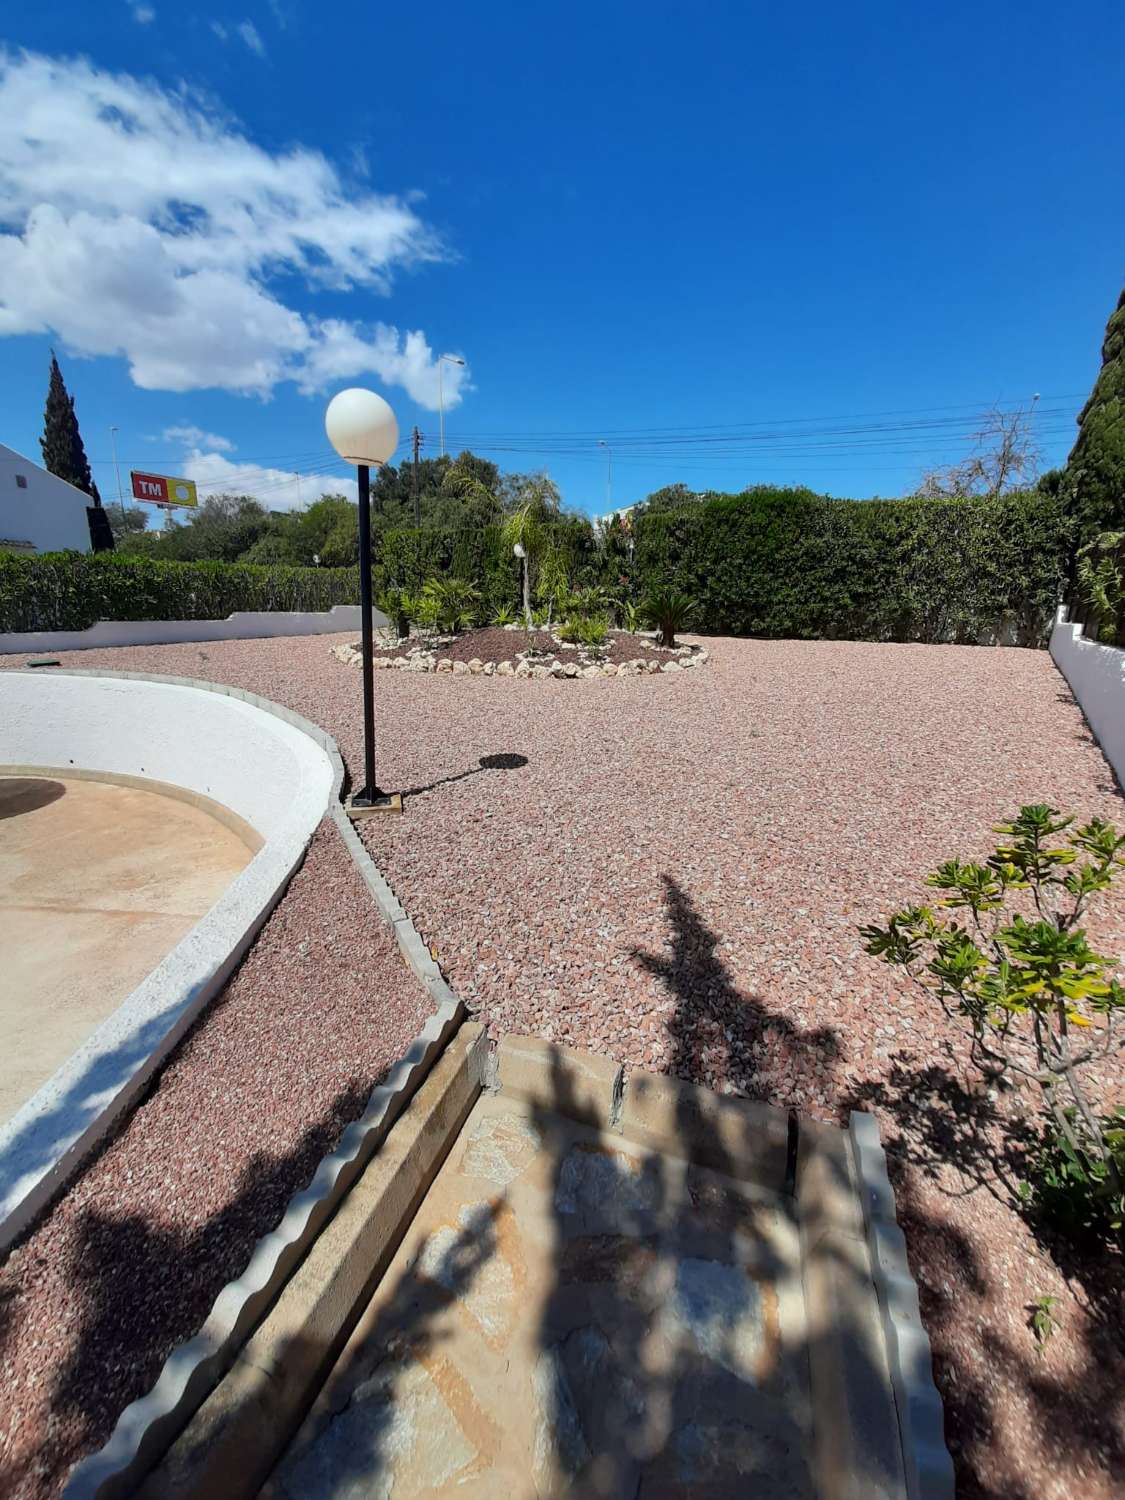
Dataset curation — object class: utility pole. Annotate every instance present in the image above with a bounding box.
[412,426,422,526]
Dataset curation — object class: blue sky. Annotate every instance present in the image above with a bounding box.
[1,1,1123,521]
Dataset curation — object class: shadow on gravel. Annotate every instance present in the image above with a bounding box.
[632,874,841,1102]
[402,751,529,799]
[842,1058,1125,1499]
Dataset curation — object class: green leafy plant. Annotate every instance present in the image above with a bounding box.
[1076,531,1125,644]
[1028,1294,1061,1354]
[416,576,480,634]
[861,804,1125,1244]
[1020,1107,1125,1239]
[491,603,518,627]
[620,600,640,633]
[377,586,416,640]
[643,588,695,647]
[560,613,609,653]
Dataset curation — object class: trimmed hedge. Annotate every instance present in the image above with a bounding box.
[631,487,1069,645]
[0,551,359,634]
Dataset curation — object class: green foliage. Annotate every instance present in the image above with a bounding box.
[559,613,609,651]
[862,804,1125,1246]
[1075,531,1125,644]
[633,487,1068,645]
[0,551,358,632]
[124,494,272,564]
[1064,286,1125,545]
[643,587,695,647]
[1028,1294,1061,1354]
[415,576,481,634]
[1021,1110,1125,1241]
[377,586,417,640]
[491,603,518,626]
[620,600,640,633]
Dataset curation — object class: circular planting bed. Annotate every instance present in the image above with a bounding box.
[331,625,709,678]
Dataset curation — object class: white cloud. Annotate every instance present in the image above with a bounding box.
[0,50,469,408]
[161,423,234,451]
[129,3,156,23]
[236,21,265,56]
[179,447,357,511]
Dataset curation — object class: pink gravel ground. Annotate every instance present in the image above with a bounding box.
[1,632,1123,1498]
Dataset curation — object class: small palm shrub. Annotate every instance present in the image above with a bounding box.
[643,588,695,647]
[561,613,609,653]
[862,804,1125,1246]
[491,603,518,627]
[377,586,416,640]
[417,576,480,634]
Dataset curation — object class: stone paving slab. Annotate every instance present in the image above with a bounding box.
[271,1090,814,1500]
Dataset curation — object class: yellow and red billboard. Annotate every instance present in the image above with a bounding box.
[130,471,199,508]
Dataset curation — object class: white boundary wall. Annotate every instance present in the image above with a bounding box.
[0,603,386,656]
[1050,605,1125,787]
[0,672,335,1244]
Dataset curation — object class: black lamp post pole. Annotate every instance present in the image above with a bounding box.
[355,460,382,805]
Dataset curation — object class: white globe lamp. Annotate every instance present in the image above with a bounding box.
[325,388,399,466]
[325,387,401,816]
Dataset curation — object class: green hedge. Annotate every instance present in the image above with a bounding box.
[632,487,1069,644]
[0,551,359,633]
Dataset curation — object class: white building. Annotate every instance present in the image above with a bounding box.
[0,442,93,554]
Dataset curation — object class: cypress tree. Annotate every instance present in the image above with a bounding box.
[1065,287,1125,542]
[40,353,101,505]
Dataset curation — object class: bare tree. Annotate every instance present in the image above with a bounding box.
[919,400,1042,499]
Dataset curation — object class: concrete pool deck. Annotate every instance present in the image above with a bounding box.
[0,773,255,1122]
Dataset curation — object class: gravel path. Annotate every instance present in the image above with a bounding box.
[2,633,1123,1498]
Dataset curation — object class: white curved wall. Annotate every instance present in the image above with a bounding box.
[0,672,335,1247]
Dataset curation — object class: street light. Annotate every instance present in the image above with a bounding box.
[325,387,402,816]
[597,439,613,514]
[437,353,465,458]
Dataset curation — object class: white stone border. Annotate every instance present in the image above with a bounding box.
[849,1111,955,1500]
[0,603,387,657]
[331,638,710,679]
[1049,604,1125,788]
[0,667,465,1497]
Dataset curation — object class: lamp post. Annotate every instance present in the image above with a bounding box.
[325,387,402,816]
[437,353,465,457]
[597,439,613,514]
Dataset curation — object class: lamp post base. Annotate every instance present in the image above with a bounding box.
[346,789,403,819]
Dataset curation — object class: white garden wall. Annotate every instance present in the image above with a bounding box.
[0,602,387,656]
[0,671,335,1248]
[1050,605,1125,788]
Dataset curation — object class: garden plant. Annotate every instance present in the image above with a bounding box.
[862,804,1125,1243]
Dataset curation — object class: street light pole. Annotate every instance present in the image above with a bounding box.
[326,387,402,816]
[355,460,380,804]
[437,353,465,457]
[598,439,613,513]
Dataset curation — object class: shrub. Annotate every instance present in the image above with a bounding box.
[1021,1108,1125,1241]
[491,603,518,627]
[560,613,609,653]
[862,804,1125,1245]
[643,588,695,647]
[620,600,640,634]
[1075,531,1125,644]
[377,586,416,640]
[0,551,358,633]
[416,576,480,634]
